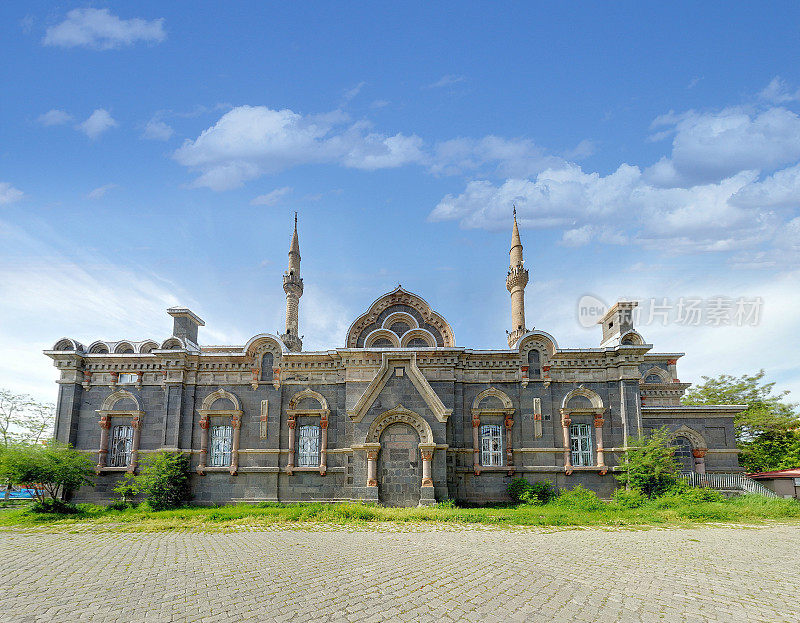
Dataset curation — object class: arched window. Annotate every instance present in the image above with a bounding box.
[209,425,233,467]
[372,338,393,348]
[671,436,694,472]
[644,374,662,383]
[407,338,429,347]
[570,423,593,466]
[527,349,541,378]
[389,322,410,336]
[298,425,321,467]
[480,424,503,466]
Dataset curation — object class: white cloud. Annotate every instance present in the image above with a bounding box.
[87,183,117,199]
[143,117,174,141]
[426,74,465,89]
[37,109,72,126]
[0,182,24,205]
[43,8,166,50]
[429,136,564,178]
[78,109,117,139]
[343,82,365,103]
[251,186,293,206]
[173,106,425,190]
[644,106,800,187]
[758,76,800,104]
[730,162,800,210]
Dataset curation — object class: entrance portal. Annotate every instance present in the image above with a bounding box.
[378,423,421,507]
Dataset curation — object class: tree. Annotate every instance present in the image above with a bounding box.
[0,442,94,502]
[616,428,680,497]
[740,430,800,473]
[0,389,56,501]
[683,370,799,442]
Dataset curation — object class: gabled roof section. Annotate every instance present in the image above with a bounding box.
[346,351,452,423]
[345,286,455,348]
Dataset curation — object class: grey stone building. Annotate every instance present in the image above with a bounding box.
[46,213,743,506]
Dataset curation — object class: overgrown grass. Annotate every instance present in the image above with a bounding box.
[1,493,798,531]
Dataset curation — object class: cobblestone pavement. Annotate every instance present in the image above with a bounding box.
[1,524,799,623]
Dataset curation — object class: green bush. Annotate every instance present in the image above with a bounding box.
[136,452,191,511]
[507,477,531,503]
[522,481,558,505]
[436,499,456,509]
[29,498,81,514]
[553,485,605,510]
[616,427,680,497]
[612,488,647,508]
[112,472,139,504]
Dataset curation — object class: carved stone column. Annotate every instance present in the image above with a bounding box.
[83,370,92,390]
[319,414,328,476]
[533,397,542,439]
[521,365,529,389]
[693,448,707,474]
[96,414,111,473]
[229,413,241,475]
[560,410,573,474]
[197,415,209,475]
[251,367,259,390]
[365,443,380,487]
[472,415,481,475]
[594,414,606,468]
[287,417,296,475]
[128,413,142,473]
[504,414,515,475]
[419,444,435,487]
[135,371,143,389]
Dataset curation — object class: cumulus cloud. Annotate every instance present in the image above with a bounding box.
[142,117,174,141]
[644,106,800,187]
[87,184,117,199]
[78,109,117,139]
[43,8,166,50]
[429,136,564,178]
[37,109,72,126]
[0,183,24,205]
[173,106,425,190]
[251,186,292,206]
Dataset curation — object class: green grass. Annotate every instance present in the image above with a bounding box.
[1,494,799,532]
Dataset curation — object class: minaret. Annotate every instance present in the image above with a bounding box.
[280,213,304,352]
[506,207,529,348]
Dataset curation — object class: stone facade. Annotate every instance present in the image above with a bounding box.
[45,216,744,506]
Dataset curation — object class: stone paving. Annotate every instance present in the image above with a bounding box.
[1,524,799,622]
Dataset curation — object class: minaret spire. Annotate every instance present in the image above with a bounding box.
[506,205,529,348]
[281,213,304,352]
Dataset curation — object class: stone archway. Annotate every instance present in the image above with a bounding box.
[378,423,421,507]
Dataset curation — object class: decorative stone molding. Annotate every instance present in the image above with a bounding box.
[286,388,330,475]
[400,328,437,348]
[348,352,451,423]
[345,286,455,348]
[366,405,434,445]
[364,328,401,348]
[197,389,243,475]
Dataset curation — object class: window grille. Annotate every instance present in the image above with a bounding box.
[407,338,429,347]
[209,425,233,467]
[570,423,593,467]
[298,425,320,467]
[371,338,393,348]
[118,373,137,384]
[480,424,503,466]
[109,424,133,467]
[671,436,694,472]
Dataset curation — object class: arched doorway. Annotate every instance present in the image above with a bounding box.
[378,423,421,507]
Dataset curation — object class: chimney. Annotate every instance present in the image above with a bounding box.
[167,307,205,345]
[598,301,637,346]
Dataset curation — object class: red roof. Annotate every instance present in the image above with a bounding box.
[748,468,800,479]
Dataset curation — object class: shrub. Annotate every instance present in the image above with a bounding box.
[112,472,139,504]
[436,499,456,509]
[553,485,605,510]
[522,481,558,505]
[29,498,81,514]
[613,488,647,508]
[616,427,680,497]
[136,452,191,511]
[507,477,531,503]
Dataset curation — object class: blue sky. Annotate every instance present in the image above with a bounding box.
[1,2,799,404]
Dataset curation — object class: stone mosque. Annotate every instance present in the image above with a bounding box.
[46,213,742,505]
